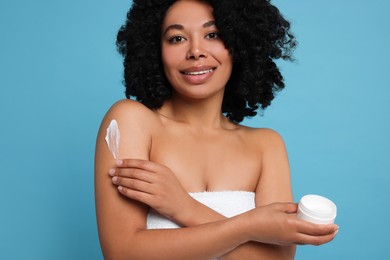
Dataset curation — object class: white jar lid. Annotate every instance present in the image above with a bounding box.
[298,195,337,223]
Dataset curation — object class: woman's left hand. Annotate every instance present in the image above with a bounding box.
[109,159,195,223]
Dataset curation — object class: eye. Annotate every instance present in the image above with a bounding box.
[169,35,186,44]
[206,32,219,40]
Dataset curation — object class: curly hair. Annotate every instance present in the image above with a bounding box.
[117,0,296,123]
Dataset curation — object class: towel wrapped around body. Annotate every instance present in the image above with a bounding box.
[146,191,256,259]
[147,191,255,229]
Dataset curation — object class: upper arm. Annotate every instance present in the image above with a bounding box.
[254,129,293,207]
[251,129,296,258]
[94,99,155,257]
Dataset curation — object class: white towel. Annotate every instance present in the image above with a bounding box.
[147,191,255,229]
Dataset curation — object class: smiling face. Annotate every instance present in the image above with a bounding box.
[161,0,232,101]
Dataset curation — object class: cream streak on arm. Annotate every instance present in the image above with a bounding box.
[105,119,120,159]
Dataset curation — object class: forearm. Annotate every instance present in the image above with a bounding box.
[178,199,296,259]
[104,215,247,260]
[220,243,296,260]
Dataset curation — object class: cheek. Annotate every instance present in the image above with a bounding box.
[161,44,181,68]
[161,48,171,69]
[212,46,232,65]
[218,50,233,74]
[220,53,233,82]
[161,46,179,85]
[222,50,233,64]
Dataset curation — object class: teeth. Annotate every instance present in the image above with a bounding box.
[184,69,213,75]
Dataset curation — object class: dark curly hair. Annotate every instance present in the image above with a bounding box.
[117,0,296,123]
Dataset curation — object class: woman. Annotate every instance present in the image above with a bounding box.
[95,0,338,259]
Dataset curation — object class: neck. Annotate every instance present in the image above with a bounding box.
[158,94,229,130]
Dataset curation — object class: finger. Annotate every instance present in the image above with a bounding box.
[294,229,338,246]
[282,203,298,213]
[297,220,339,236]
[268,202,298,213]
[115,168,156,183]
[116,159,159,172]
[118,186,154,206]
[113,176,155,194]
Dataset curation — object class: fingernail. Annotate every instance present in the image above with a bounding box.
[116,160,123,166]
[118,186,123,192]
[112,177,118,184]
[108,168,115,176]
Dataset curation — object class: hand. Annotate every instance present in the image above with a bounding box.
[109,159,195,223]
[245,203,338,246]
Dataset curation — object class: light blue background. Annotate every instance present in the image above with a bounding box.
[0,0,389,259]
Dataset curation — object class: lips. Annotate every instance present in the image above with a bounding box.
[180,66,217,85]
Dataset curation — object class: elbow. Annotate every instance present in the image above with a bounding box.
[102,248,138,260]
[102,247,128,260]
[100,240,135,260]
[281,245,296,260]
[101,238,149,260]
[264,244,296,260]
[98,228,148,260]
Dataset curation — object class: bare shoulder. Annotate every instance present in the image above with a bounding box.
[238,125,286,150]
[98,99,160,159]
[103,99,159,128]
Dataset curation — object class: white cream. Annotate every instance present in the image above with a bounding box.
[105,119,120,159]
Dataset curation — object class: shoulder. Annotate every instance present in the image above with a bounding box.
[97,99,160,159]
[102,99,160,132]
[239,126,285,148]
[105,99,157,122]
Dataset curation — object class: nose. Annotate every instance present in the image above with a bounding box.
[186,39,207,60]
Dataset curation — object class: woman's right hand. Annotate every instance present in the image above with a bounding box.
[244,202,338,246]
[110,158,198,224]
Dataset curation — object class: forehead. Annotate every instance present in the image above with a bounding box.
[162,0,214,28]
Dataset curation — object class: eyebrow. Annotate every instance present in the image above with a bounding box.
[163,20,216,35]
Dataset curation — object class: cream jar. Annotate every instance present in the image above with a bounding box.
[297,195,337,224]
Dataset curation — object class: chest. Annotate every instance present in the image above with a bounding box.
[150,127,261,192]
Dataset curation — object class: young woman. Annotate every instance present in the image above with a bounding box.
[95,1,338,259]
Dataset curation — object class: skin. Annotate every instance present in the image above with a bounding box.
[95,1,338,259]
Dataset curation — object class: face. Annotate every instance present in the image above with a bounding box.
[161,0,233,100]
